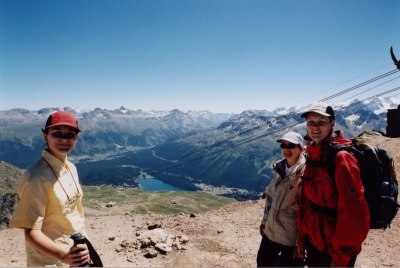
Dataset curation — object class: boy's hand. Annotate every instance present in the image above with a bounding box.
[63,243,91,266]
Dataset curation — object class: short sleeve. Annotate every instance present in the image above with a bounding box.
[10,172,49,230]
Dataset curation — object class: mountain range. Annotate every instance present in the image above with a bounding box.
[0,107,231,167]
[1,97,399,199]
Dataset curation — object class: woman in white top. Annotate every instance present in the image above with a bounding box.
[11,110,92,267]
[257,131,305,267]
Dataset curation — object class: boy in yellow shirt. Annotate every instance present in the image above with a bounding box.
[11,110,92,267]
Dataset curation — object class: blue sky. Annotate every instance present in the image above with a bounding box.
[1,0,399,113]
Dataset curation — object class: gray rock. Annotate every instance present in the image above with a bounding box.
[147,223,161,230]
[143,249,158,258]
[105,201,116,208]
[120,240,131,248]
[139,229,169,241]
[0,193,19,230]
[0,162,23,196]
[155,243,173,255]
[179,235,189,244]
[140,238,151,248]
[149,236,160,246]
[172,241,182,250]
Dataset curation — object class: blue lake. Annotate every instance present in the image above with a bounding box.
[138,178,186,192]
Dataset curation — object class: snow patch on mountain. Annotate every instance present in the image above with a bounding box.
[372,97,400,114]
[345,114,360,122]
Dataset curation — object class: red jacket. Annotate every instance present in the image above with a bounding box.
[297,131,370,266]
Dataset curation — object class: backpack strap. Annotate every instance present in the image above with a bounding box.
[320,142,400,228]
[326,143,363,183]
[309,143,363,218]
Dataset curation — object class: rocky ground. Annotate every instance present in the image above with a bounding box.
[1,132,400,267]
[1,198,399,267]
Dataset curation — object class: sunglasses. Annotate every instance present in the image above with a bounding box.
[50,131,77,140]
[306,120,330,127]
[280,143,297,149]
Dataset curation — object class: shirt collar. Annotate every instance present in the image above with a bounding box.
[41,150,69,172]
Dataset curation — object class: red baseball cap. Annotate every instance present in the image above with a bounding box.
[43,111,81,132]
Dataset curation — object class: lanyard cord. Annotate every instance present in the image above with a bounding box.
[41,156,81,202]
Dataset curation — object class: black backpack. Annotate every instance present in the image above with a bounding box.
[326,140,400,229]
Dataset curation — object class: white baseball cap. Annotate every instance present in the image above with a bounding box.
[300,102,335,119]
[276,131,304,147]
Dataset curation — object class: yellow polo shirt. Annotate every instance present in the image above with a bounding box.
[11,150,86,267]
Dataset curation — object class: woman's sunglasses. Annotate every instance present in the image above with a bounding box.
[280,143,297,149]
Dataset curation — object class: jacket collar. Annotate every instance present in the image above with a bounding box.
[274,153,306,179]
[307,130,352,160]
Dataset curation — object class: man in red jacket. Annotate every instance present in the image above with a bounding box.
[296,102,370,267]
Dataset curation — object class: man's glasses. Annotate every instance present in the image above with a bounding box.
[280,143,297,149]
[306,120,330,127]
[50,131,77,140]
